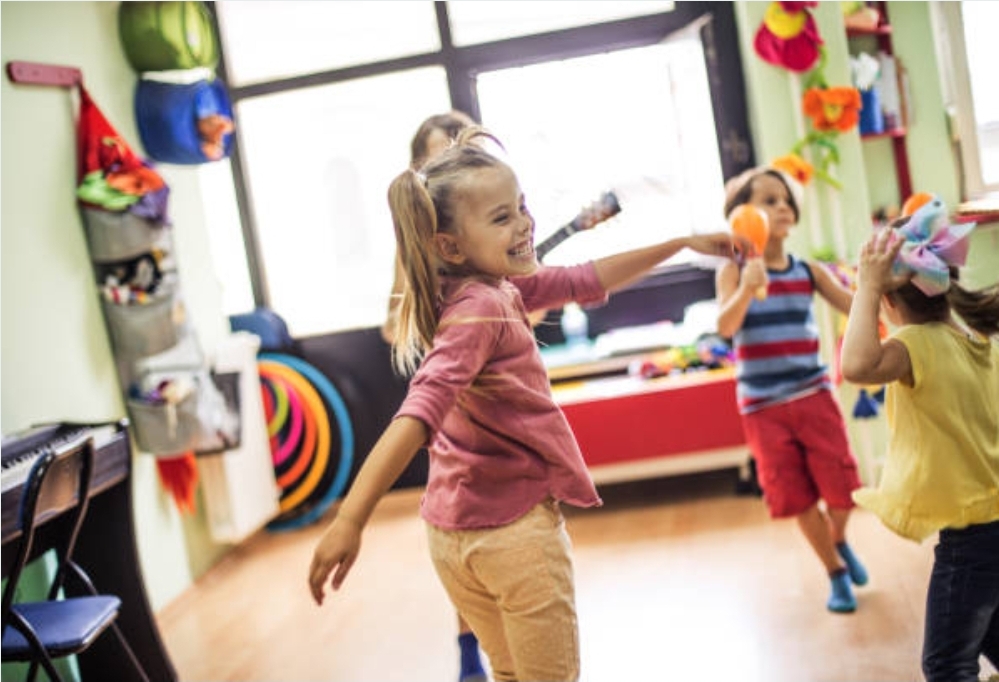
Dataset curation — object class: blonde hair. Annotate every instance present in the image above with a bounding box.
[387,127,509,375]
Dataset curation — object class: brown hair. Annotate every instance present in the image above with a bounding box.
[723,167,801,222]
[388,126,509,374]
[888,271,999,338]
[409,110,476,170]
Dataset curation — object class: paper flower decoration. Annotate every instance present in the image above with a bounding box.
[754,1,823,73]
[771,153,815,186]
[802,86,862,132]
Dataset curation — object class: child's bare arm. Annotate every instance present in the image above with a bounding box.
[592,232,739,294]
[308,415,428,605]
[716,259,765,338]
[841,231,913,386]
[810,260,854,316]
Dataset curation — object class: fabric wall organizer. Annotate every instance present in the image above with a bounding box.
[76,83,241,511]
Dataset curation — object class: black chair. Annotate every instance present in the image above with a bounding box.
[1,436,150,682]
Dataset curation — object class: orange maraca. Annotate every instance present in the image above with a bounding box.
[729,204,770,300]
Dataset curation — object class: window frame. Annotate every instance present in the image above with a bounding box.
[208,1,754,316]
[930,0,998,199]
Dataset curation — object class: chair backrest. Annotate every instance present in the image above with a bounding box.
[1,436,96,620]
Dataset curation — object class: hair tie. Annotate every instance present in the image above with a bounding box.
[893,196,976,296]
[414,171,427,187]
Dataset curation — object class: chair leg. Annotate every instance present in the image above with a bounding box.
[26,650,64,682]
[108,621,151,682]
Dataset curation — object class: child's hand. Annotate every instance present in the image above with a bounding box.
[308,516,363,606]
[686,232,743,259]
[742,258,768,295]
[857,228,910,295]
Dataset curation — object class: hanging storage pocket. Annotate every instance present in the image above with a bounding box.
[102,279,182,359]
[135,77,234,165]
[127,369,239,457]
[118,1,219,72]
[81,207,170,263]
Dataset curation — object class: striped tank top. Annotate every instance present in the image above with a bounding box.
[733,254,830,414]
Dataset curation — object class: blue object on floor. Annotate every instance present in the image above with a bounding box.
[827,569,857,614]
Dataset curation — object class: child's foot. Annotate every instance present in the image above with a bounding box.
[827,569,857,613]
[836,541,869,586]
[459,631,487,682]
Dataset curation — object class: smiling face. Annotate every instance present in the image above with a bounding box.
[435,165,537,279]
[746,173,798,243]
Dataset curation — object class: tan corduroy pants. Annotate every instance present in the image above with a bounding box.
[426,498,580,682]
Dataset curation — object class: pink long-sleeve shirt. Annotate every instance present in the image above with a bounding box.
[396,263,608,530]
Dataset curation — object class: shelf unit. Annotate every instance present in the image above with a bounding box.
[847,1,913,203]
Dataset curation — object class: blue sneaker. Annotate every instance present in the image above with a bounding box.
[828,570,857,613]
[836,542,869,586]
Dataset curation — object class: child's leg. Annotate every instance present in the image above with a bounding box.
[922,522,999,682]
[828,507,868,586]
[457,613,487,682]
[795,391,869,588]
[796,504,844,574]
[427,500,581,682]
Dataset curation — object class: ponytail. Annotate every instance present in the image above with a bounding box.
[949,281,999,338]
[387,170,441,375]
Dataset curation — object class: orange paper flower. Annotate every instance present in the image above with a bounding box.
[802,86,861,132]
[771,153,814,186]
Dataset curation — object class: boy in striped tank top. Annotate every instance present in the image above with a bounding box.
[716,167,867,613]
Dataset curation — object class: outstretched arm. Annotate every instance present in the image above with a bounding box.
[841,230,913,386]
[308,415,428,605]
[592,233,739,294]
[810,260,854,316]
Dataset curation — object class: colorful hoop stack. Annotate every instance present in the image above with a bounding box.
[258,353,354,531]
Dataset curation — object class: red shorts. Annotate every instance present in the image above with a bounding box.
[741,390,861,519]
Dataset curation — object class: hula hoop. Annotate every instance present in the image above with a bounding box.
[272,378,318,489]
[266,372,305,468]
[260,353,355,532]
[258,360,330,509]
[264,375,290,438]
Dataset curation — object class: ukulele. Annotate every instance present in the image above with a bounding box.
[535,191,622,262]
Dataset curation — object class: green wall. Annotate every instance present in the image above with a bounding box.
[1,0,232,626]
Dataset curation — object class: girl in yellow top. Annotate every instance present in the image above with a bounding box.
[841,197,999,682]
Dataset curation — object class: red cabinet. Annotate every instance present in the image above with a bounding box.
[552,368,750,485]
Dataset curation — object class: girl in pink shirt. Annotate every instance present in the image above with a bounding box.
[309,128,741,681]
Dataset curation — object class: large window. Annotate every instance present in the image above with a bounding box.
[933,1,999,199]
[210,1,752,337]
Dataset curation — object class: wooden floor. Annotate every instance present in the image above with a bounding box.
[156,469,995,682]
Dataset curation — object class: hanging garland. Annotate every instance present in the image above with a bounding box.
[754,1,862,190]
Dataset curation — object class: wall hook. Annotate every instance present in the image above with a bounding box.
[6,61,82,87]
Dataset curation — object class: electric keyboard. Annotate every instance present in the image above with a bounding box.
[0,418,177,681]
[2,421,125,543]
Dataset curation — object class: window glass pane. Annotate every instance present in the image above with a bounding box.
[962,1,999,186]
[199,160,255,316]
[448,1,675,46]
[216,1,440,86]
[477,38,725,269]
[236,68,451,336]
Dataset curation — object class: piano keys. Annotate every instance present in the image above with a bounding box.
[1,420,177,682]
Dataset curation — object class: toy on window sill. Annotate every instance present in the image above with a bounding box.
[628,337,734,380]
